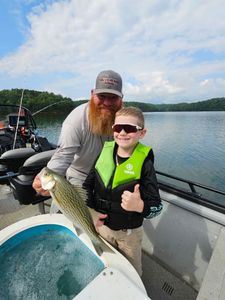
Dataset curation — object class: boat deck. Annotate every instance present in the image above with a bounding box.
[142,251,197,299]
[0,185,199,300]
[0,185,51,230]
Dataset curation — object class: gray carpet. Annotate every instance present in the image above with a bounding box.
[142,251,198,300]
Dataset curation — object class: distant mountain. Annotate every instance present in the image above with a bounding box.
[0,89,225,112]
[125,98,225,112]
[0,88,84,114]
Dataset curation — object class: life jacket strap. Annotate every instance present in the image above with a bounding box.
[96,198,122,213]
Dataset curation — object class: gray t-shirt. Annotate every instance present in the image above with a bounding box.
[47,102,112,185]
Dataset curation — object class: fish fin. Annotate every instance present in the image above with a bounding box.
[73,224,83,236]
[93,238,115,256]
[50,200,60,215]
[92,242,104,256]
[72,185,88,201]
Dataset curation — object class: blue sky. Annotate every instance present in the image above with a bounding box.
[1,0,225,104]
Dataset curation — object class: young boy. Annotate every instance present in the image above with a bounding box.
[83,106,162,276]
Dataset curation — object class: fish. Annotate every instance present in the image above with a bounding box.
[39,167,112,256]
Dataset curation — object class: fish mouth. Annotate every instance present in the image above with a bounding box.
[39,167,55,190]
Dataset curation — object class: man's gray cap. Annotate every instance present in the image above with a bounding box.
[94,70,123,98]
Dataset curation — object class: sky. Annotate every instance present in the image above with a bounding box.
[1,0,225,104]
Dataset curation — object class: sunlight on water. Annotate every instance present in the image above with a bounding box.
[0,225,104,300]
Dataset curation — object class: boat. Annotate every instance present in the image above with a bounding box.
[142,172,225,300]
[0,104,56,186]
[0,128,225,299]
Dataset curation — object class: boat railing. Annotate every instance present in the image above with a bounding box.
[156,170,225,214]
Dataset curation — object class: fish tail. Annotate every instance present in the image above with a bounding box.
[92,237,114,256]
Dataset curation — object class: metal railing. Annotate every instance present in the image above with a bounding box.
[156,170,225,214]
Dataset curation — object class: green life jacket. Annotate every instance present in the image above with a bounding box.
[95,141,151,189]
[94,141,152,230]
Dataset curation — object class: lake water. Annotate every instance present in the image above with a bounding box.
[36,111,225,201]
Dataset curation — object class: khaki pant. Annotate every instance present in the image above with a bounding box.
[98,225,143,276]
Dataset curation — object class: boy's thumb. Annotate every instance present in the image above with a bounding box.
[134,184,140,193]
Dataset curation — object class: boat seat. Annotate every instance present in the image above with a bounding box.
[0,148,36,173]
[22,149,56,167]
[1,147,35,159]
[9,150,56,205]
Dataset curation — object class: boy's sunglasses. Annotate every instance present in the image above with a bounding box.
[112,123,143,133]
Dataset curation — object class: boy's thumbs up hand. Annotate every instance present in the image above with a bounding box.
[134,184,140,193]
[121,184,144,213]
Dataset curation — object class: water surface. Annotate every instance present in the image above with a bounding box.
[143,112,225,191]
[36,111,225,202]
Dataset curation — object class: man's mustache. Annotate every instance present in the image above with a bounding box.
[99,104,117,110]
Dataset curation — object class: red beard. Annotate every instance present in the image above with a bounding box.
[88,97,122,136]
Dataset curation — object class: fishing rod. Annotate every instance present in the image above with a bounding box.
[12,89,25,149]
[32,100,68,116]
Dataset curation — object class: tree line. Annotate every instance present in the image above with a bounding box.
[0,88,225,113]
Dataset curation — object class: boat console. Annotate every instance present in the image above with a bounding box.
[0,104,56,186]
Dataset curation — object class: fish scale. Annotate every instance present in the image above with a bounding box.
[54,181,97,239]
[39,167,113,256]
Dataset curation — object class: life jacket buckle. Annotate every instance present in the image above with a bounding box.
[97,198,111,213]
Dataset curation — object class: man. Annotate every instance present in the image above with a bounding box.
[32,70,123,196]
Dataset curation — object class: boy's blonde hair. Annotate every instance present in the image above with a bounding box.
[115,106,145,128]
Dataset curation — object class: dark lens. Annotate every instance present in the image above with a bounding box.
[123,124,137,133]
[113,124,137,133]
[112,124,123,132]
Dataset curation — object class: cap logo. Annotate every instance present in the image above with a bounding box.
[100,78,119,87]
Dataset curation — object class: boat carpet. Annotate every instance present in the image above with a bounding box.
[142,251,198,300]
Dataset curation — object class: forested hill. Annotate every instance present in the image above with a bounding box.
[0,89,79,114]
[0,88,225,113]
[127,98,225,112]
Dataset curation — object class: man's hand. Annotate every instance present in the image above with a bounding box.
[32,174,50,197]
[121,184,144,213]
[95,213,108,232]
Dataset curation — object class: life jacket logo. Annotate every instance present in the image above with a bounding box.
[124,163,134,175]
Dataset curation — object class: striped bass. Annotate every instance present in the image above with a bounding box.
[39,167,112,256]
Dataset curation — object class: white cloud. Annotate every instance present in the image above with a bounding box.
[1,0,225,103]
